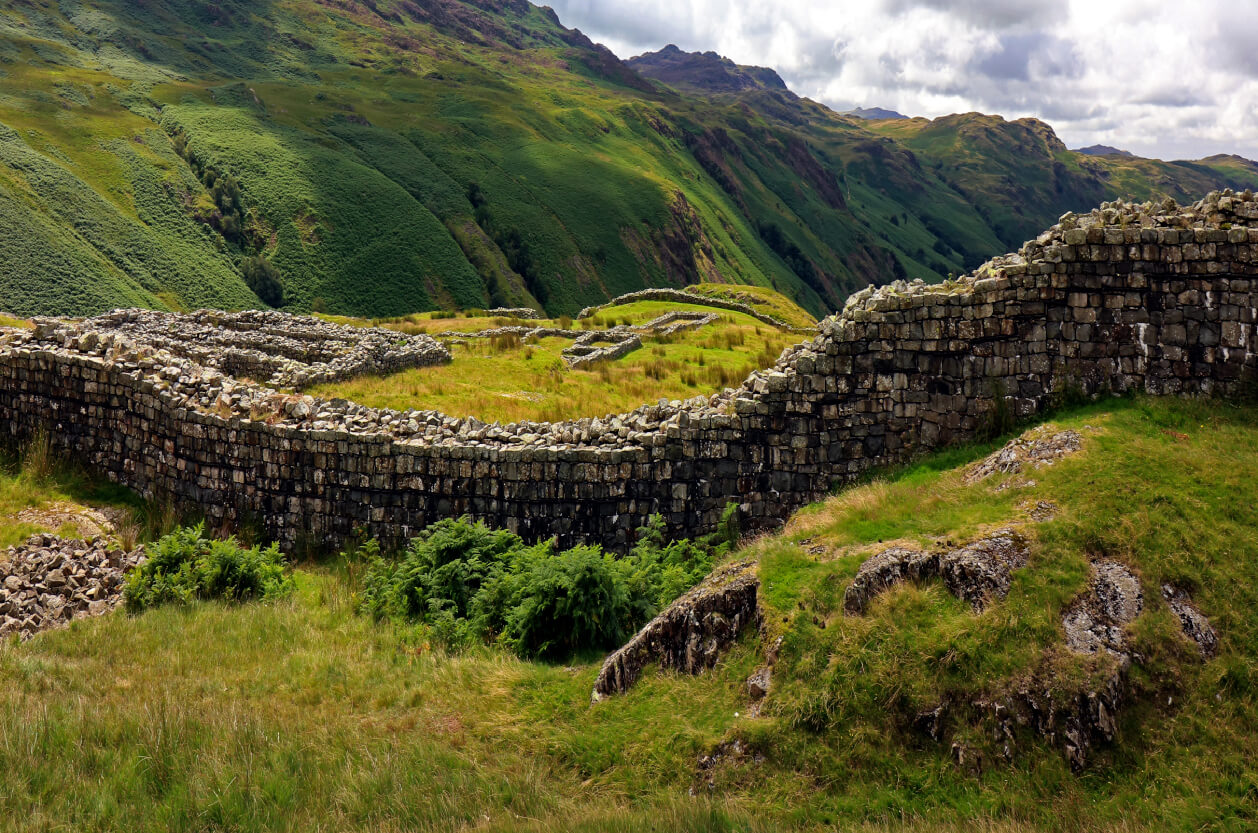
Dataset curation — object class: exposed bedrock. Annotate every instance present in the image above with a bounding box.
[844,529,1031,615]
[1061,559,1144,659]
[965,428,1084,485]
[1162,584,1218,658]
[0,191,1256,552]
[591,559,759,701]
[927,559,1220,770]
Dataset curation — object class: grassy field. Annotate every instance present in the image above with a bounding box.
[2,395,1256,831]
[309,297,811,423]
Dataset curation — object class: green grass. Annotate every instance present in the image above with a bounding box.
[2,396,1257,831]
[309,299,803,422]
[0,436,154,550]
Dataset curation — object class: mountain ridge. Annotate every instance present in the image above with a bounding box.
[0,0,1255,321]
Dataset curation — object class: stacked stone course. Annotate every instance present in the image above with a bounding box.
[484,308,543,320]
[1,191,1255,552]
[58,309,450,390]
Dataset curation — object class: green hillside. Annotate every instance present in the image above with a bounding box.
[1,1,1255,320]
[3,395,1256,831]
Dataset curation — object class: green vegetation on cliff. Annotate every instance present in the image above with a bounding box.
[1,1,1255,319]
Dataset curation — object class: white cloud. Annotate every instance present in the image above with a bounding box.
[544,0,1258,161]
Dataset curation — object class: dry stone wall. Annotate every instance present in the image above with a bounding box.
[58,309,450,390]
[1,191,1256,552]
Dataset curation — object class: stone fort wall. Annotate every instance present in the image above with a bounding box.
[1,192,1256,551]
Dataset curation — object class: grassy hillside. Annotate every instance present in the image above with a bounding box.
[3,395,1256,831]
[2,2,1255,320]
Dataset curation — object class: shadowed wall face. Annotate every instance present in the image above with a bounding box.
[1,194,1256,552]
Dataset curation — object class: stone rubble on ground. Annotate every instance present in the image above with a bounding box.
[0,534,144,641]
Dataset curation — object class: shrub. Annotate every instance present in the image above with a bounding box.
[352,512,735,660]
[240,256,284,307]
[497,544,633,659]
[124,523,295,612]
[358,518,522,622]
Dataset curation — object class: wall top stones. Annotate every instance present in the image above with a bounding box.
[836,189,1258,324]
[34,308,450,391]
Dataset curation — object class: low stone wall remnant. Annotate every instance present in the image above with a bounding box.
[485,308,543,320]
[578,288,807,331]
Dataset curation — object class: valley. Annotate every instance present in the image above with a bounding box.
[2,2,1258,831]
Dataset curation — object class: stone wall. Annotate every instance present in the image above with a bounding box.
[55,309,450,390]
[1,191,1256,552]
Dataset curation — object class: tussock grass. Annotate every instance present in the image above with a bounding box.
[0,433,176,550]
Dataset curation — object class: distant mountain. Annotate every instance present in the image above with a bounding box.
[1200,153,1258,167]
[1075,144,1136,157]
[1,0,1256,321]
[627,45,789,94]
[844,107,909,120]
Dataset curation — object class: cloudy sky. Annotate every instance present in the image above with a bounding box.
[546,0,1258,161]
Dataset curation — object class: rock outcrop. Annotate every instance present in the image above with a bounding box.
[1162,584,1218,658]
[592,559,759,701]
[844,530,1031,614]
[1062,560,1144,657]
[965,428,1084,485]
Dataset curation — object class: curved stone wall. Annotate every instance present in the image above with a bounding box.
[1,191,1256,552]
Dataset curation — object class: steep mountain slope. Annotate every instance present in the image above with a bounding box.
[0,1,1254,320]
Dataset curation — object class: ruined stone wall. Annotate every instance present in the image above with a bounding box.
[1,192,1256,552]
